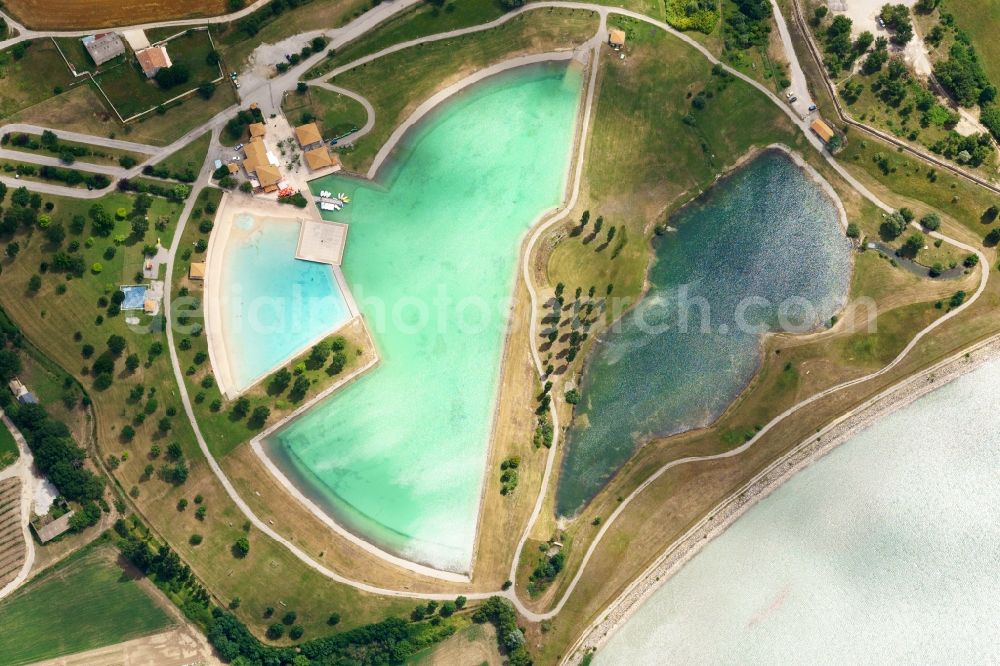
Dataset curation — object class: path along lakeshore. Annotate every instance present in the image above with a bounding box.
[0,1,995,649]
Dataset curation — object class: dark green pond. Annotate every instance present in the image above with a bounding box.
[556,149,853,516]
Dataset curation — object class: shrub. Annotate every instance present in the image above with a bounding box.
[920,213,941,231]
[233,536,250,557]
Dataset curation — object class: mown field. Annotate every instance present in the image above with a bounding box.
[93,30,222,119]
[1,132,149,167]
[150,131,212,182]
[0,478,27,592]
[281,86,367,138]
[0,40,77,122]
[2,0,230,30]
[0,541,175,665]
[0,180,421,639]
[0,40,235,147]
[501,20,998,663]
[306,0,509,78]
[942,0,1000,86]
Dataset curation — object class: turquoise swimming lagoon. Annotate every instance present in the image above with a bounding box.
[557,150,853,516]
[219,214,352,392]
[595,356,1000,663]
[264,63,584,572]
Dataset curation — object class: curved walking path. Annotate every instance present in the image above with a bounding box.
[2,0,994,635]
[167,1,989,624]
[0,412,37,602]
[0,123,160,154]
[505,3,990,623]
[310,82,376,145]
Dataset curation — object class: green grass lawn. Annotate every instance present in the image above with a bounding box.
[0,541,174,665]
[281,87,368,139]
[0,421,17,470]
[836,300,941,368]
[0,40,76,121]
[548,25,804,307]
[0,157,110,188]
[150,131,212,182]
[571,0,663,21]
[93,30,222,119]
[837,135,999,237]
[942,0,1000,86]
[330,7,600,171]
[51,36,124,74]
[306,0,509,78]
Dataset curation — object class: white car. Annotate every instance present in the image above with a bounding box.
[785,90,794,99]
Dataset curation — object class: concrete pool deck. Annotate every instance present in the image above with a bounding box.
[203,193,360,399]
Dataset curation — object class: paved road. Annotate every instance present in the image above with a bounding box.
[784,0,1000,196]
[769,0,816,119]
[0,412,36,602]
[0,0,994,630]
[159,1,990,624]
[0,148,128,176]
[237,0,423,116]
[0,123,159,154]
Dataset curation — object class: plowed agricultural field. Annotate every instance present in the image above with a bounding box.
[4,0,230,29]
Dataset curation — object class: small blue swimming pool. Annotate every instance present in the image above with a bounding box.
[120,285,147,310]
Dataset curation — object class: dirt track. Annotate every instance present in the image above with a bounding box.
[30,626,219,666]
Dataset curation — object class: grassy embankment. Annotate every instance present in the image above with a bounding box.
[0,540,175,665]
[0,39,234,147]
[0,184,418,639]
[329,7,601,172]
[305,0,509,79]
[146,131,213,183]
[281,87,368,139]
[216,6,599,594]
[486,24,996,662]
[940,0,1000,84]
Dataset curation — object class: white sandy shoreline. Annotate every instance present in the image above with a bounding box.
[563,333,1000,663]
